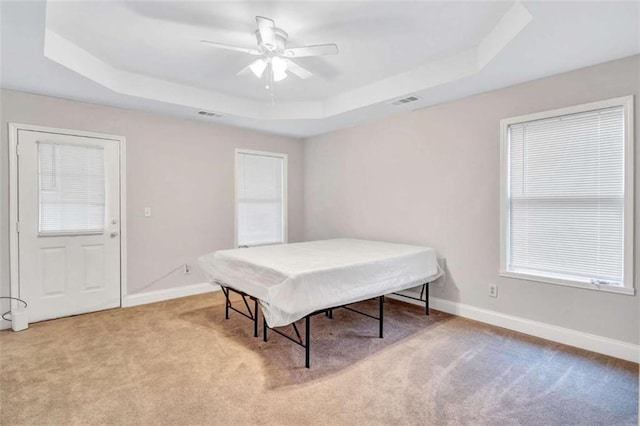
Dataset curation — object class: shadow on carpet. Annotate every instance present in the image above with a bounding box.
[179,298,454,388]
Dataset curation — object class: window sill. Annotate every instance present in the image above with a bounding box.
[499,270,635,296]
[238,241,285,248]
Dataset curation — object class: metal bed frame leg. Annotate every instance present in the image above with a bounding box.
[379,295,384,338]
[263,316,268,342]
[390,282,431,316]
[305,315,310,369]
[425,283,429,316]
[222,287,230,320]
[253,298,259,337]
[220,286,261,336]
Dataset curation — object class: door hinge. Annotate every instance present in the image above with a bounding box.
[16,221,20,233]
[15,142,20,157]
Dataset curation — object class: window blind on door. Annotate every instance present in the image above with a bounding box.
[38,141,106,235]
[507,105,625,285]
[236,152,284,246]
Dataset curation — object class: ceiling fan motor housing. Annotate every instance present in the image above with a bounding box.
[256,28,288,53]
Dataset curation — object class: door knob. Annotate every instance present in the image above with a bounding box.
[110,231,119,238]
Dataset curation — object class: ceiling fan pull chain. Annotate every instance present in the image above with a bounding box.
[265,61,272,90]
[269,64,276,106]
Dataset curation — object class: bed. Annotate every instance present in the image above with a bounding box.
[199,238,442,367]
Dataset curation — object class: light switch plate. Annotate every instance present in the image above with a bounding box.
[144,207,151,217]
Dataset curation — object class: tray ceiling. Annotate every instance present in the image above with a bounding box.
[1,1,638,136]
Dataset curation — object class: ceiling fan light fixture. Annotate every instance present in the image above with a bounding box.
[250,58,267,78]
[271,56,288,81]
[273,68,288,82]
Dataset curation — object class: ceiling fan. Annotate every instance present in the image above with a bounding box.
[201,16,338,88]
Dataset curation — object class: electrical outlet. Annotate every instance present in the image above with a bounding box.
[183,264,191,275]
[488,284,498,298]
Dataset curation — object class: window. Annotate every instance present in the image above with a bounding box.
[500,96,634,295]
[38,141,106,235]
[235,149,287,247]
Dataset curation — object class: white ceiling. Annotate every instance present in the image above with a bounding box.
[1,1,639,137]
[46,1,514,102]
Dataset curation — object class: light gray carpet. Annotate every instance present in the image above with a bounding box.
[1,292,637,425]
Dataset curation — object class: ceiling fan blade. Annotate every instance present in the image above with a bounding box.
[285,59,313,79]
[284,44,338,58]
[200,40,261,56]
[237,59,268,78]
[255,16,276,50]
[236,64,252,76]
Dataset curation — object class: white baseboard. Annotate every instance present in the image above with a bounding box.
[125,282,220,307]
[6,282,637,363]
[387,293,639,363]
[0,283,220,331]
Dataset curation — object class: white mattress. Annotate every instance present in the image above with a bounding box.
[198,239,442,327]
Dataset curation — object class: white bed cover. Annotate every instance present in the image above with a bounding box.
[198,239,442,327]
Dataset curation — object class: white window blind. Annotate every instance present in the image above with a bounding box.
[506,105,626,286]
[236,151,285,246]
[38,141,105,235]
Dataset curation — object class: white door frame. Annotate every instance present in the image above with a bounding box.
[8,123,128,312]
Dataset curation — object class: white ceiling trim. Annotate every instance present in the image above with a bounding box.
[43,29,323,120]
[43,1,532,121]
[325,2,533,116]
[477,1,533,69]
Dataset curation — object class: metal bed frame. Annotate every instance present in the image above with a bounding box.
[219,282,430,368]
[391,283,430,316]
[220,286,260,337]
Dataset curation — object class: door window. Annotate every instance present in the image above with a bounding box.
[38,141,106,235]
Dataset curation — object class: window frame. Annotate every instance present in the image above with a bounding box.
[499,96,635,295]
[234,148,288,248]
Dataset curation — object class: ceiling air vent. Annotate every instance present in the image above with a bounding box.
[390,95,421,106]
[197,110,223,118]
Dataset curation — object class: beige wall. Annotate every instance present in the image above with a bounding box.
[2,56,638,345]
[0,89,304,324]
[304,55,640,344]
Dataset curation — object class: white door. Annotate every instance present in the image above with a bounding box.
[17,129,121,323]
